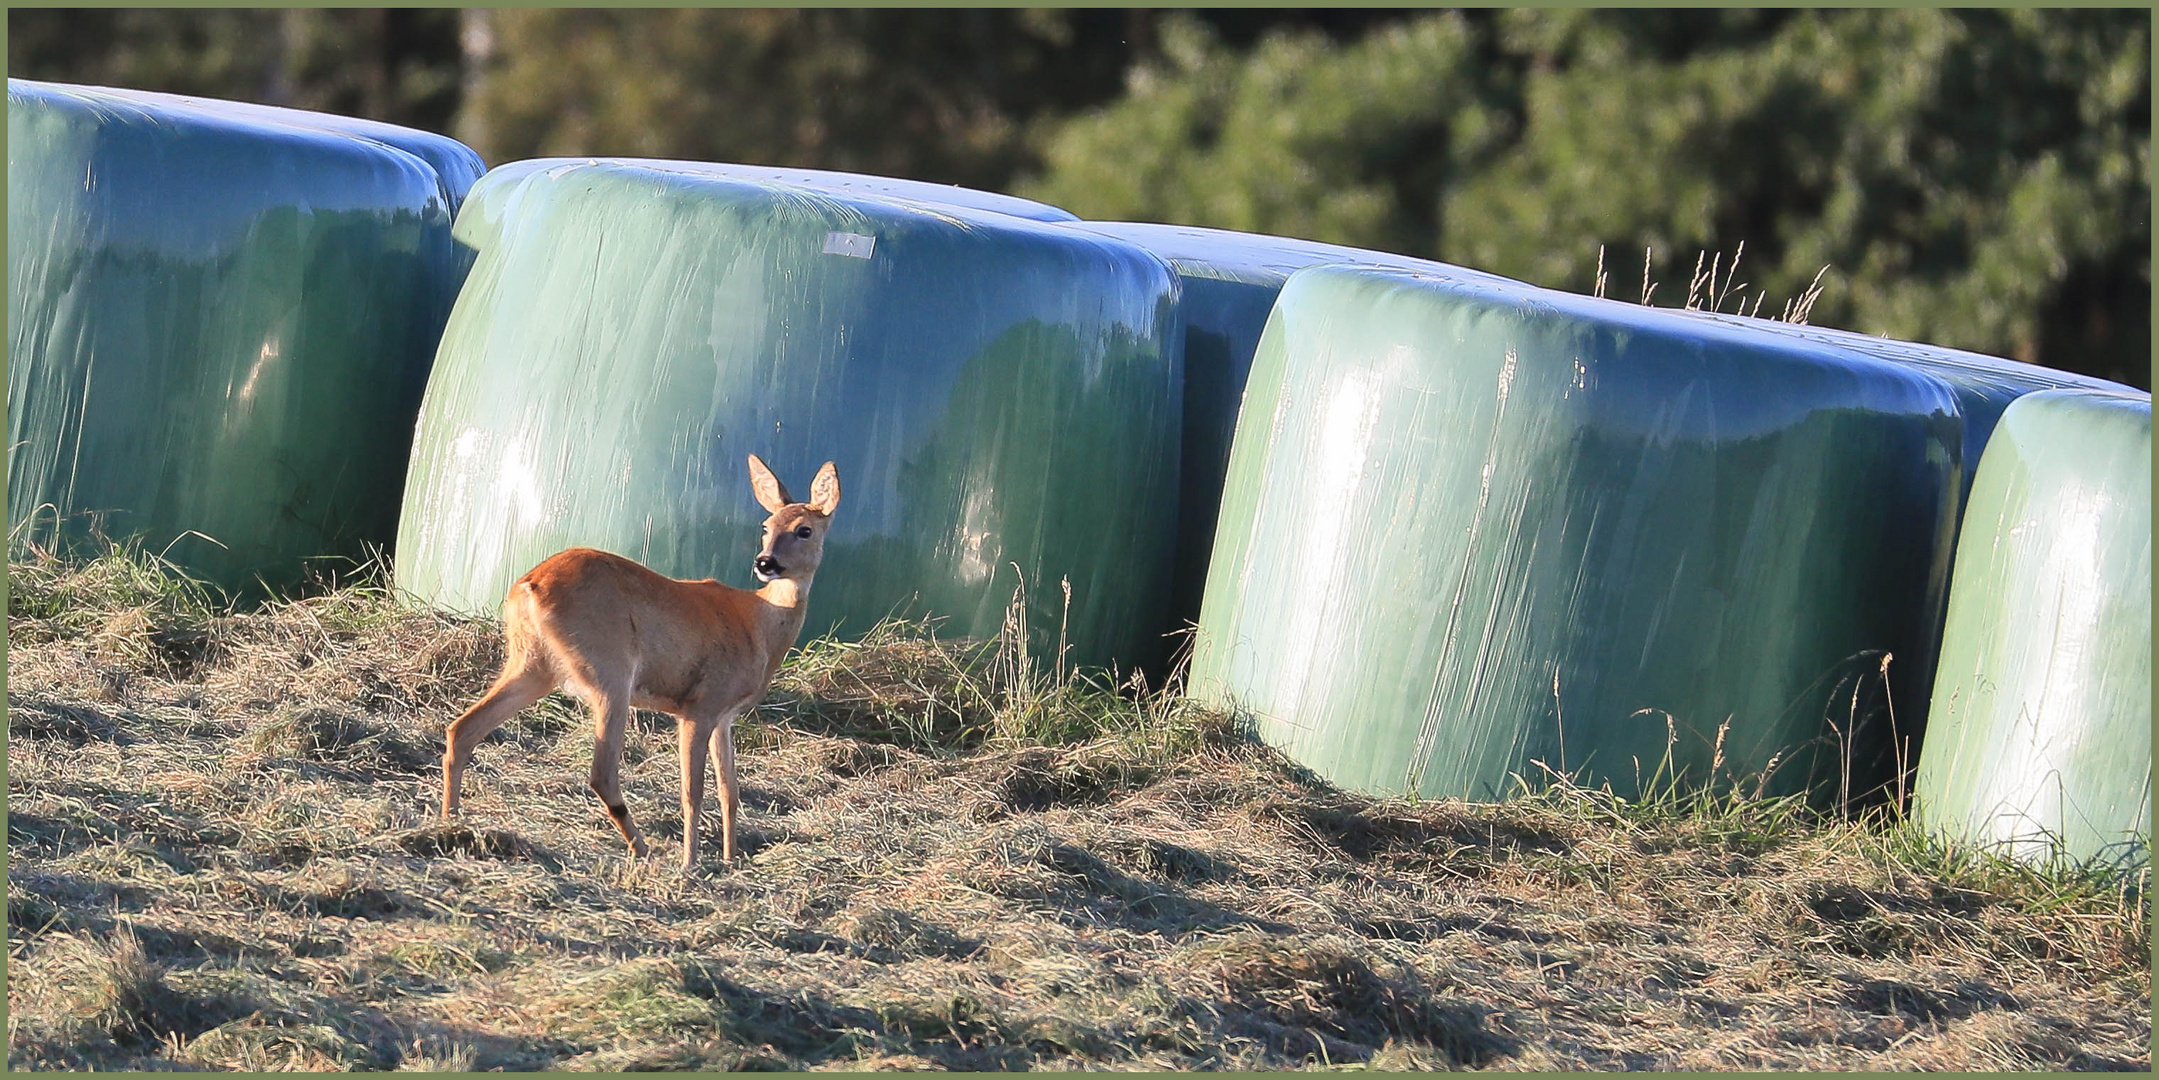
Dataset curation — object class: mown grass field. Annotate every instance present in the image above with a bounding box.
[5,544,2149,1071]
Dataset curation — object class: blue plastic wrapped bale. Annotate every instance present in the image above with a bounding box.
[1915,389,2151,866]
[1066,221,1525,638]
[8,79,485,594]
[1685,311,2137,497]
[593,158,1079,224]
[1191,265,1975,804]
[97,85,486,214]
[396,159,1182,672]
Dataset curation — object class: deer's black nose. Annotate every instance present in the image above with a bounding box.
[753,554,782,577]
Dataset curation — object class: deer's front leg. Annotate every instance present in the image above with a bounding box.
[710,708,744,865]
[677,714,720,872]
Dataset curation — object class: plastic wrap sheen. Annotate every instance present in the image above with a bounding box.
[1914,389,2150,864]
[1685,311,2135,496]
[1066,221,1521,637]
[1677,311,2140,726]
[8,79,483,593]
[396,159,1181,671]
[591,159,1078,224]
[1191,265,1975,802]
[89,84,486,213]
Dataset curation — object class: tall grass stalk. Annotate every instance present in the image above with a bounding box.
[1612,243,1828,323]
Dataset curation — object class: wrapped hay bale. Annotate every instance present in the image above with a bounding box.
[1683,311,2135,496]
[1915,389,2150,865]
[396,159,1182,671]
[598,158,1078,223]
[1192,265,1977,802]
[8,79,482,593]
[1066,221,1522,637]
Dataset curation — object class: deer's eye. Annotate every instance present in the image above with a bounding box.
[794,525,814,539]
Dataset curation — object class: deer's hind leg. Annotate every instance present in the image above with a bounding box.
[443,665,554,818]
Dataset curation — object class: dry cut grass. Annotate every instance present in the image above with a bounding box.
[6,542,2149,1071]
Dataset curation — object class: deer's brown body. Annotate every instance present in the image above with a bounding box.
[441,455,839,869]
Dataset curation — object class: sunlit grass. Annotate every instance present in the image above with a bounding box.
[7,542,2148,1071]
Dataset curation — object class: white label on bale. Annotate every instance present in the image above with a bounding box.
[822,231,876,259]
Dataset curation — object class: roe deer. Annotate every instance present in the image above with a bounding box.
[440,454,840,870]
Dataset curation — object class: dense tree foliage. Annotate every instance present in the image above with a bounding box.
[8,9,1397,193]
[9,8,2146,385]
[1023,10,2150,386]
[454,9,1137,190]
[452,9,1403,192]
[8,9,463,134]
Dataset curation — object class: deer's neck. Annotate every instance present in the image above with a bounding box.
[754,576,813,650]
[756,575,811,611]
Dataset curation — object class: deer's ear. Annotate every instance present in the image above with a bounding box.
[808,461,841,515]
[747,454,792,511]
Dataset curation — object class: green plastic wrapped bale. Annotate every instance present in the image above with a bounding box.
[8,79,484,594]
[604,159,1078,224]
[1067,221,1521,638]
[1192,265,1973,803]
[396,159,1181,671]
[1914,389,2150,865]
[1679,312,2139,726]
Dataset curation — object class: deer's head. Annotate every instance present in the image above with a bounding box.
[747,454,840,584]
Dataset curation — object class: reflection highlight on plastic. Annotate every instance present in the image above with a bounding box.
[1913,389,2149,864]
[1274,368,1378,716]
[7,78,483,594]
[1192,263,2060,804]
[396,158,1183,672]
[1060,219,1530,637]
